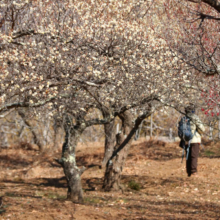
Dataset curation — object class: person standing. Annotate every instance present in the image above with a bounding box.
[184,105,205,177]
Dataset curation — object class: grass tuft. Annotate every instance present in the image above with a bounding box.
[84,197,100,204]
[204,150,215,157]
[128,180,141,191]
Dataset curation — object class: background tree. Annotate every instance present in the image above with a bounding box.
[161,0,220,117]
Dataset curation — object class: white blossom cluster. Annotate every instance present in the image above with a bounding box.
[0,0,209,118]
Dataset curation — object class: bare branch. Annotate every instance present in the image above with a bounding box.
[0,93,71,113]
[12,29,36,39]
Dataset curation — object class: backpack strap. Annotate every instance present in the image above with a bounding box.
[186,141,191,161]
[185,129,197,161]
[181,128,197,163]
[181,142,185,163]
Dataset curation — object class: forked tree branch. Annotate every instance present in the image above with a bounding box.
[187,0,220,13]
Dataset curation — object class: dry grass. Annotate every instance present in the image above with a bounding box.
[1,138,220,219]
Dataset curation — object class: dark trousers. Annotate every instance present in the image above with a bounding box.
[186,143,200,176]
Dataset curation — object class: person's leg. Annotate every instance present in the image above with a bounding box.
[190,143,200,174]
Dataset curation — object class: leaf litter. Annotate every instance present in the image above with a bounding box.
[0,138,220,219]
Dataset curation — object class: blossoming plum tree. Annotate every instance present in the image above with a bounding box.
[162,0,220,116]
[0,0,207,201]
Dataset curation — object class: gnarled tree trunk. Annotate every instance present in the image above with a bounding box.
[61,115,85,202]
[103,110,150,191]
[58,109,114,202]
[17,110,44,151]
[101,109,116,167]
[103,110,133,191]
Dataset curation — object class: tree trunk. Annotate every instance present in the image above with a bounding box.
[101,117,116,168]
[103,110,134,191]
[103,110,150,191]
[135,120,143,140]
[58,109,114,202]
[53,116,64,150]
[17,110,44,151]
[150,113,153,137]
[61,115,85,202]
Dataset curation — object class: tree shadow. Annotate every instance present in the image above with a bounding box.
[119,196,220,219]
[0,155,31,169]
[4,191,42,199]
[1,177,67,189]
[76,153,103,167]
[83,177,104,191]
[128,140,182,162]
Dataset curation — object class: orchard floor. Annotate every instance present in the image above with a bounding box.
[1,138,220,220]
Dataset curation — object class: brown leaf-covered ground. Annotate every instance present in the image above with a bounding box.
[1,138,220,220]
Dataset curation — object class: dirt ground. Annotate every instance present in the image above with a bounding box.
[1,138,220,220]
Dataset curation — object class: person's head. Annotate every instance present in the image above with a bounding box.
[185,104,195,114]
